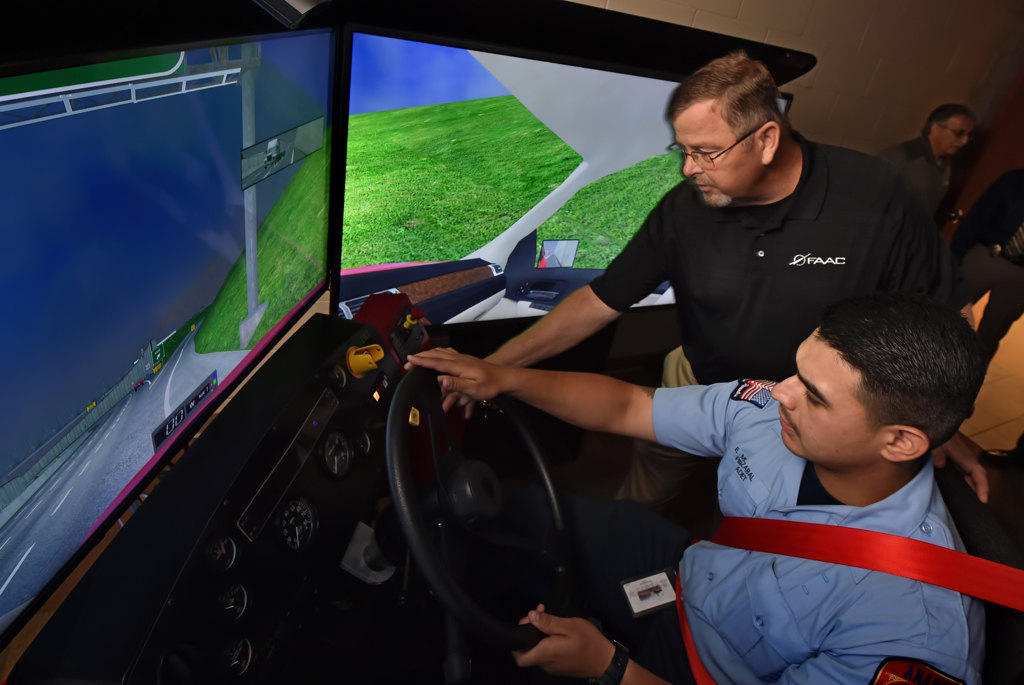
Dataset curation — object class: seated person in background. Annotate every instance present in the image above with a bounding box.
[878,103,976,225]
[949,168,1024,363]
[409,292,986,684]
[477,53,984,509]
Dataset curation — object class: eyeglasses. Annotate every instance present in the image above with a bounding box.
[937,124,973,140]
[668,124,763,169]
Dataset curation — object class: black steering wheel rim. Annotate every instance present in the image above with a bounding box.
[385,365,569,652]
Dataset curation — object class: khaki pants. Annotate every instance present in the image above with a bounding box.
[615,346,720,509]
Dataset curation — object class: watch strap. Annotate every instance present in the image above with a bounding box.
[588,639,629,685]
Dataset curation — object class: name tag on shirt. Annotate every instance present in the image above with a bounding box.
[621,570,676,617]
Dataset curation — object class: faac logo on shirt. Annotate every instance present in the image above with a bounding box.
[788,253,847,266]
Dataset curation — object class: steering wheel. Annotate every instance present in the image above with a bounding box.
[385,365,570,652]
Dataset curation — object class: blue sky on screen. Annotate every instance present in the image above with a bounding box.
[0,31,331,468]
[348,33,510,115]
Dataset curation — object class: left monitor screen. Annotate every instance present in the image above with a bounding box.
[0,27,334,642]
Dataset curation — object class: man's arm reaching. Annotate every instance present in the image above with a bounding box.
[406,348,657,442]
[440,285,622,415]
[486,285,623,367]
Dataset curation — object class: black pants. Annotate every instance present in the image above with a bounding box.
[498,487,696,684]
[962,243,1024,359]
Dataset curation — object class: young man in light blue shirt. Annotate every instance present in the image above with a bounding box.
[407,292,986,684]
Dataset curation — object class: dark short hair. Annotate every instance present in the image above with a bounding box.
[816,293,985,446]
[667,50,792,139]
[922,103,976,137]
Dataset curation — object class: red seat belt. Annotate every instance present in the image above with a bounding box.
[711,516,1024,611]
[675,516,1024,684]
[675,573,716,685]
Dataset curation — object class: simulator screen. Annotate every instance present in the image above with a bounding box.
[0,28,334,640]
[338,32,683,323]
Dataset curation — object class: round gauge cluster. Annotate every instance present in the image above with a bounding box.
[202,533,256,676]
[192,428,370,678]
[320,430,371,479]
[277,496,318,552]
[205,535,238,574]
[216,582,249,622]
[221,637,255,677]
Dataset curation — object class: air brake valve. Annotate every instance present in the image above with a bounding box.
[402,314,418,329]
[347,344,385,378]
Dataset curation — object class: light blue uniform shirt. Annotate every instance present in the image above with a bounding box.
[652,382,984,684]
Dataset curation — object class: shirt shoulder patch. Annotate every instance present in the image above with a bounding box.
[730,379,776,408]
[870,657,965,685]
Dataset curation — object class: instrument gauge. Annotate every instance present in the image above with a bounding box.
[204,535,238,574]
[277,497,317,551]
[321,432,355,479]
[216,582,249,622]
[357,431,372,455]
[221,637,255,677]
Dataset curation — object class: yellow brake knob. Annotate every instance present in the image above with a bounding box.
[347,344,385,378]
[403,313,418,329]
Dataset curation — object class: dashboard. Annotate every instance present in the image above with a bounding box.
[11,300,435,684]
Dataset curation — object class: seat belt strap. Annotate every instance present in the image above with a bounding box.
[675,517,1024,684]
[674,572,716,685]
[711,516,1024,612]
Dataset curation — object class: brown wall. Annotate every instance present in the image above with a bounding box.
[571,0,1024,155]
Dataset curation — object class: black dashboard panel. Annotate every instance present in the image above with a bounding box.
[10,314,416,684]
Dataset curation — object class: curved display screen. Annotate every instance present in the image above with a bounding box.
[338,30,683,325]
[0,27,335,645]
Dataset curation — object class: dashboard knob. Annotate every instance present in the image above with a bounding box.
[346,344,384,378]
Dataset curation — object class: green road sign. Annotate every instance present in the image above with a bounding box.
[0,53,184,99]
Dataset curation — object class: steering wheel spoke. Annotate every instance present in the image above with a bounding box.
[406,371,469,487]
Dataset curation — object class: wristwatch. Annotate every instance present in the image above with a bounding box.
[588,639,630,685]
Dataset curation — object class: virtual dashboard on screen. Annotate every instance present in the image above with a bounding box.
[338,32,680,325]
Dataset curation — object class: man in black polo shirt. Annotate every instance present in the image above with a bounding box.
[479,51,983,507]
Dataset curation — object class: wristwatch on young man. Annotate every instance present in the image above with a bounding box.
[589,639,630,685]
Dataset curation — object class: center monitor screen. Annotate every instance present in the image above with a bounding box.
[0,27,334,643]
[338,31,683,324]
